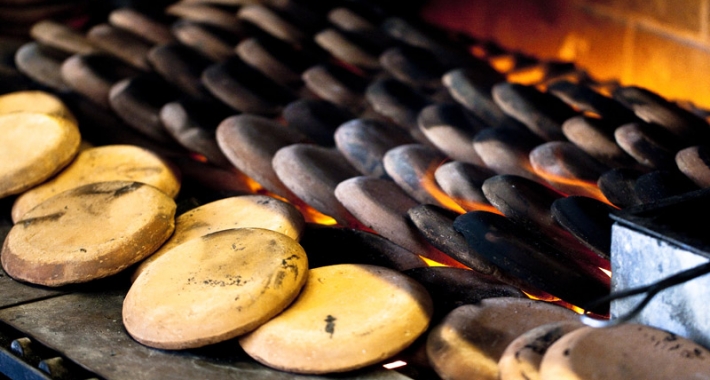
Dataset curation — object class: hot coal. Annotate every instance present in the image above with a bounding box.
[442,67,515,129]
[299,224,425,271]
[301,63,368,113]
[613,85,710,143]
[597,167,645,208]
[61,53,140,109]
[147,43,213,99]
[417,102,487,166]
[202,57,297,116]
[282,98,355,147]
[546,79,638,125]
[634,169,700,204]
[109,7,174,45]
[551,196,616,260]
[453,211,610,313]
[335,176,462,266]
[236,34,320,88]
[492,82,577,141]
[165,2,243,35]
[334,117,415,178]
[366,77,433,141]
[380,45,446,91]
[159,98,234,168]
[562,115,642,169]
[529,141,610,198]
[86,23,152,71]
[383,143,458,210]
[272,144,361,226]
[403,266,525,321]
[171,19,239,62]
[108,75,184,147]
[407,204,497,275]
[676,145,710,188]
[215,114,309,199]
[434,161,494,211]
[615,122,684,170]
[14,42,70,92]
[472,126,545,181]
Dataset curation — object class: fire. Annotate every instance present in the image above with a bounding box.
[523,290,587,315]
[505,65,547,85]
[531,167,616,207]
[419,256,450,267]
[419,162,467,214]
[189,152,209,163]
[600,267,612,277]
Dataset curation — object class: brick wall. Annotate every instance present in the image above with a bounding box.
[420,0,710,109]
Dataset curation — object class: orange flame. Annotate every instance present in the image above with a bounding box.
[419,256,450,267]
[506,65,547,85]
[523,290,588,315]
[527,163,616,207]
[419,162,467,214]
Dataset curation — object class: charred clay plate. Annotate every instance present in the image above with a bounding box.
[239,263,433,374]
[123,227,308,350]
[2,181,176,287]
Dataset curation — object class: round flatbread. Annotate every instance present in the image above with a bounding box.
[11,144,180,222]
[239,264,433,374]
[0,112,81,198]
[123,228,308,350]
[1,181,176,287]
[132,195,304,282]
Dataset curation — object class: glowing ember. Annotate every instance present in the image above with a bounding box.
[189,152,208,163]
[420,256,451,267]
[600,267,612,277]
[383,360,408,370]
[533,168,614,206]
[420,162,468,214]
[505,65,547,85]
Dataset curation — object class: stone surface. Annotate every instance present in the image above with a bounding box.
[272,144,360,226]
[166,2,243,34]
[86,23,152,71]
[473,126,545,181]
[562,115,641,169]
[236,34,318,87]
[124,228,308,350]
[302,63,368,113]
[171,19,239,62]
[2,181,176,287]
[492,82,577,141]
[426,298,579,380]
[237,4,306,45]
[442,67,511,129]
[453,211,610,311]
[366,78,432,137]
[29,19,98,55]
[383,144,461,211]
[0,90,76,123]
[11,144,180,222]
[61,52,140,109]
[615,122,682,170]
[334,118,415,178]
[315,28,381,71]
[434,160,495,211]
[380,45,445,91]
[282,98,354,147]
[216,114,309,199]
[547,80,637,125]
[14,41,70,92]
[417,102,487,165]
[551,196,616,260]
[539,324,710,380]
[634,169,699,204]
[147,42,213,99]
[335,176,461,266]
[108,7,174,45]
[133,195,304,281]
[239,264,433,374]
[597,167,645,208]
[159,98,234,168]
[203,57,297,116]
[676,145,710,188]
[0,112,80,199]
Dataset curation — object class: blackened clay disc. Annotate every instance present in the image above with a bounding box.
[2,181,176,287]
[239,264,433,374]
[12,144,181,222]
[132,195,305,282]
[498,321,584,380]
[124,228,308,350]
[539,324,710,380]
[0,112,81,199]
[426,298,578,380]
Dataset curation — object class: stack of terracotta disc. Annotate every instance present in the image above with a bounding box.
[0,90,181,287]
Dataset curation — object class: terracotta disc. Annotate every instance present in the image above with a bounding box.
[0,90,77,124]
[426,298,579,380]
[123,228,308,350]
[0,112,81,198]
[239,264,433,374]
[1,181,176,287]
[498,321,584,380]
[539,324,710,380]
[12,144,180,222]
[132,195,305,281]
